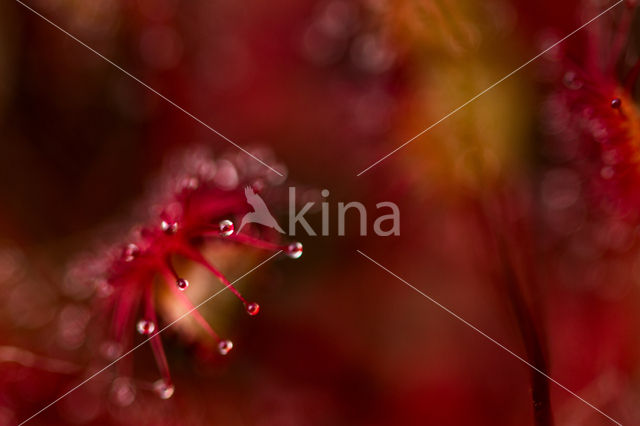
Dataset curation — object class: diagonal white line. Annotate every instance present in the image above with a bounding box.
[18,251,283,426]
[356,0,624,176]
[356,250,622,425]
[13,0,284,177]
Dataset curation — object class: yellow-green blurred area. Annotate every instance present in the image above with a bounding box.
[379,0,534,191]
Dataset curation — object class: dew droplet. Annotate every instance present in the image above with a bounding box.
[100,341,123,360]
[601,166,615,180]
[285,242,303,259]
[213,160,238,189]
[611,98,622,109]
[161,220,179,234]
[95,279,114,298]
[178,176,199,191]
[136,319,156,335]
[176,278,189,291]
[110,378,136,407]
[218,339,233,355]
[219,220,234,237]
[246,302,260,316]
[563,71,583,90]
[351,33,395,74]
[123,244,140,262]
[153,379,175,400]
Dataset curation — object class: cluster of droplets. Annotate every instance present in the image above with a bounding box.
[539,2,640,259]
[549,65,640,216]
[301,0,396,74]
[126,215,304,361]
[77,148,303,403]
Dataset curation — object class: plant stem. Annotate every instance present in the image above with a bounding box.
[495,233,554,426]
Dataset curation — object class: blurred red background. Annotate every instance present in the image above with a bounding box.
[1,0,639,425]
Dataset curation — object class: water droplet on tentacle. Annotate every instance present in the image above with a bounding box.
[161,220,179,235]
[218,339,233,355]
[153,379,175,400]
[123,244,140,262]
[611,98,622,109]
[218,220,234,237]
[176,278,189,291]
[246,302,260,316]
[136,319,156,335]
[285,242,303,259]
